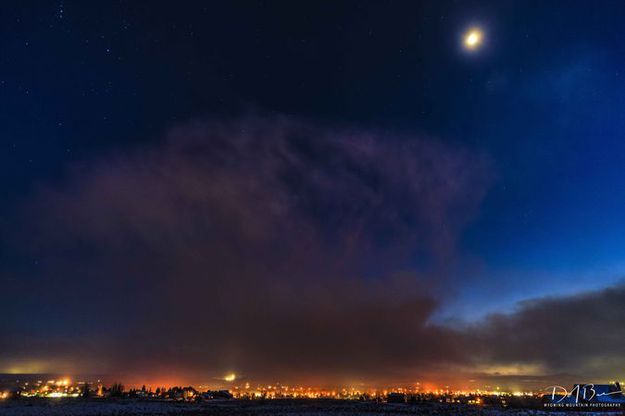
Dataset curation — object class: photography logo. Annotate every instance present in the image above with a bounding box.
[543,383,625,410]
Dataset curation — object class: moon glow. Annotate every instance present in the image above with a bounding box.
[463,28,484,51]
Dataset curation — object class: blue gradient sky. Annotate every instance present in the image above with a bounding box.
[3,0,625,316]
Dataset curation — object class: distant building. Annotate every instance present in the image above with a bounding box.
[386,392,406,403]
[201,390,233,400]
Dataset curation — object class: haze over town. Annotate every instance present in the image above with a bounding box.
[2,0,625,397]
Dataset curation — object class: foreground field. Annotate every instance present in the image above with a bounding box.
[0,399,620,416]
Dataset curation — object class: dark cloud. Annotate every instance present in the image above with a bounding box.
[472,282,625,380]
[1,116,494,384]
[2,111,624,386]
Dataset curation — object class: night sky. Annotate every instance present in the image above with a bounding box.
[2,1,625,388]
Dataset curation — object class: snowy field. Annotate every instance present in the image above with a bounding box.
[0,399,620,416]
